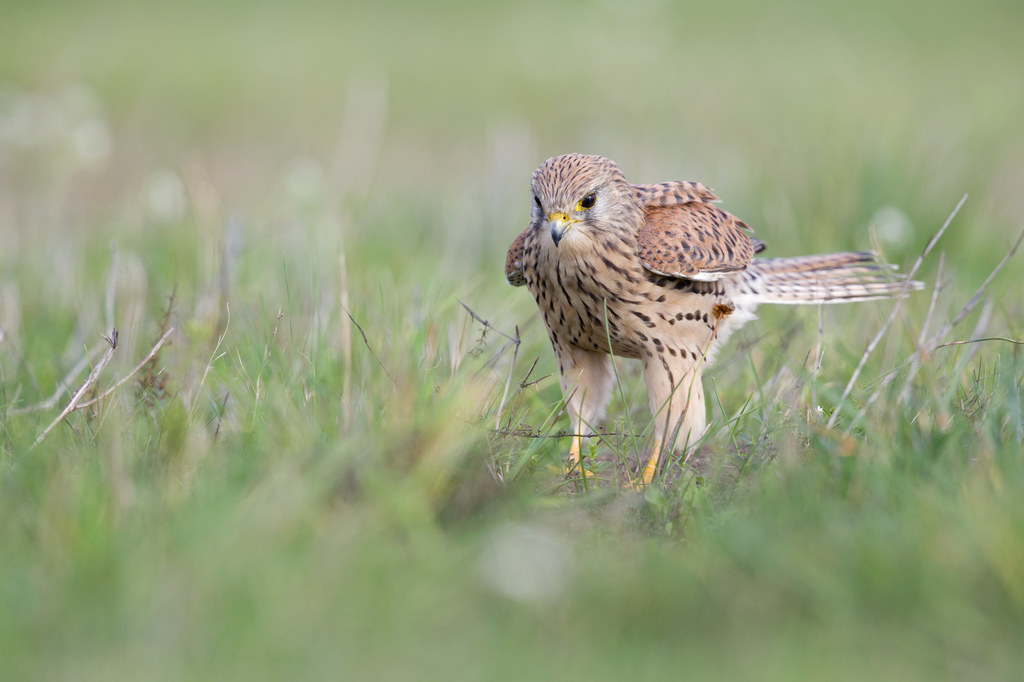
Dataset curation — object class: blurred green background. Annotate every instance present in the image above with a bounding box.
[2,0,1023,680]
[4,0,1022,250]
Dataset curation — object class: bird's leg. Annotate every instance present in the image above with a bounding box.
[640,438,665,487]
[567,433,586,477]
[635,354,707,488]
[557,347,613,480]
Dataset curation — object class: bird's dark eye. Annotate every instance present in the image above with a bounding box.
[577,192,597,211]
[534,195,543,211]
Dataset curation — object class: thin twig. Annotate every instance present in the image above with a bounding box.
[887,226,1024,403]
[954,300,994,372]
[342,306,396,385]
[271,308,284,345]
[497,356,547,433]
[456,300,523,428]
[32,329,119,449]
[519,357,549,389]
[212,391,230,442]
[495,428,637,440]
[457,299,519,342]
[876,226,1021,417]
[811,303,824,413]
[493,356,544,430]
[74,327,175,410]
[189,304,230,419]
[923,226,1024,351]
[917,252,946,350]
[898,253,947,404]
[935,336,1024,349]
[828,194,965,429]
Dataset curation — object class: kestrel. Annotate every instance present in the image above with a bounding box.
[506,153,921,487]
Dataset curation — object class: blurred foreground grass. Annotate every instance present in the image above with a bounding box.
[2,1,1024,679]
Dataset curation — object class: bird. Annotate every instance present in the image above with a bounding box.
[505,153,921,488]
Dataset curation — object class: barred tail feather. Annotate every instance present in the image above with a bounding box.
[737,252,923,306]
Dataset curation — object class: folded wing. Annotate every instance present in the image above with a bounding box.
[505,226,529,286]
[637,193,757,281]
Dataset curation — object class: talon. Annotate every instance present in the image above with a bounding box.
[564,434,596,480]
[564,463,596,480]
[630,438,663,490]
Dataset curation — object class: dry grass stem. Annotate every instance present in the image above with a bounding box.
[32,329,119,448]
[862,226,1021,426]
[898,254,947,403]
[457,299,519,343]
[342,306,395,386]
[455,300,522,429]
[891,227,1024,402]
[923,227,1024,351]
[189,304,231,418]
[74,327,175,411]
[212,391,230,442]
[957,300,994,370]
[828,194,966,429]
[518,357,548,390]
[935,336,1024,349]
[917,252,946,348]
[811,303,825,413]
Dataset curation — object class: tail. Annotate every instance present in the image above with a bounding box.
[736,251,922,306]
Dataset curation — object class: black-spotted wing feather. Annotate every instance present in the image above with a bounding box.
[636,195,757,281]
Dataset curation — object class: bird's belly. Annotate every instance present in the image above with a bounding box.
[524,248,742,364]
[567,318,646,359]
[540,283,741,363]
[532,287,646,358]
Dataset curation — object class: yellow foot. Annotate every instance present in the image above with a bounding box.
[562,434,596,481]
[563,461,596,480]
[629,439,663,490]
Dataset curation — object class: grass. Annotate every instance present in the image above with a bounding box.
[2,0,1024,679]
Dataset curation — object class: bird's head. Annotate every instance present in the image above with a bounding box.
[530,154,643,256]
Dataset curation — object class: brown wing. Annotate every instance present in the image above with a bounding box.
[632,180,719,208]
[505,226,529,286]
[638,203,756,281]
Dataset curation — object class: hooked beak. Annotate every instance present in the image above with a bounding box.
[547,212,573,246]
